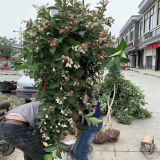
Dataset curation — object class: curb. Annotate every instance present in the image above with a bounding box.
[128,68,160,78]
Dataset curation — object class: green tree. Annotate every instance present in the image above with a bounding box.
[0,36,16,66]
[15,0,129,159]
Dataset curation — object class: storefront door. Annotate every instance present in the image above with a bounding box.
[146,56,152,69]
[156,48,160,71]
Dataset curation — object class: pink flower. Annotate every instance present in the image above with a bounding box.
[70,90,74,94]
[52,109,55,112]
[82,43,88,48]
[73,19,78,25]
[62,60,65,63]
[41,5,46,9]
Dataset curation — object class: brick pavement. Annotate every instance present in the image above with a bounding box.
[2,70,160,160]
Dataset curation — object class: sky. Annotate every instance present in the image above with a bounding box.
[0,0,142,42]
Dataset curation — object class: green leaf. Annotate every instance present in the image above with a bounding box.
[79,31,86,37]
[54,54,62,61]
[106,59,115,70]
[27,54,33,65]
[66,81,74,86]
[105,47,118,56]
[50,83,58,89]
[68,97,75,103]
[44,145,56,152]
[71,26,78,32]
[44,154,53,160]
[57,61,63,70]
[86,111,95,118]
[108,50,122,57]
[92,50,96,57]
[55,3,62,10]
[120,51,127,59]
[49,47,56,54]
[58,36,66,43]
[120,57,130,63]
[79,79,86,87]
[52,149,57,158]
[23,44,30,51]
[63,46,71,53]
[56,150,62,159]
[69,38,81,45]
[74,69,85,77]
[58,142,69,149]
[47,6,60,10]
[87,117,103,126]
[86,119,91,127]
[119,39,127,51]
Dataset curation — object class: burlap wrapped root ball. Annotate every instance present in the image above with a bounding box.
[93,128,120,144]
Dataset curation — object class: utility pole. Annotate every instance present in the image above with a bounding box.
[13,27,22,50]
[13,27,22,58]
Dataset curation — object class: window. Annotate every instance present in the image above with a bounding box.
[158,1,160,25]
[130,27,134,41]
[139,21,143,38]
[125,32,129,43]
[144,6,155,33]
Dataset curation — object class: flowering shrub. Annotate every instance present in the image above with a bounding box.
[16,0,128,159]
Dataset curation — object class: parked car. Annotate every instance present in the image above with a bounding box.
[16,71,38,103]
[0,64,8,70]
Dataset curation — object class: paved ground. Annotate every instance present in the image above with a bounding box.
[1,70,160,160]
[128,68,160,78]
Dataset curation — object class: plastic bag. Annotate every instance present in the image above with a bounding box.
[61,140,94,160]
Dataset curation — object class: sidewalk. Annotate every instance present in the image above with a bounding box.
[2,71,160,160]
[128,68,160,78]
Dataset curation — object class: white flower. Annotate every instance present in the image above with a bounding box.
[46,114,48,119]
[46,137,50,140]
[53,67,55,71]
[44,121,46,124]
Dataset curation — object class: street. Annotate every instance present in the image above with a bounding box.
[1,70,160,160]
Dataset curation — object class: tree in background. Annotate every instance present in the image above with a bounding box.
[0,36,16,66]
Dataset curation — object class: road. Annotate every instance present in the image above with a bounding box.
[1,70,160,160]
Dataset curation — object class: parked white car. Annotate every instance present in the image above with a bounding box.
[16,73,38,102]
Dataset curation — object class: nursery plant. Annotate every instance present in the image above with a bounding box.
[15,0,129,159]
[99,70,152,125]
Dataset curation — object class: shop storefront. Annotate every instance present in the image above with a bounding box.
[148,43,160,71]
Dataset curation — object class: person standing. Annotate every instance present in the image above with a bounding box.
[0,101,46,160]
[73,94,103,160]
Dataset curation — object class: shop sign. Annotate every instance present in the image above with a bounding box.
[148,43,160,50]
[144,32,152,39]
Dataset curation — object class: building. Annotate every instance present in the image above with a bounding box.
[118,0,160,71]
[119,15,140,68]
[138,0,160,71]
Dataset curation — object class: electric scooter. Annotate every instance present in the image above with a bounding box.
[0,101,15,157]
